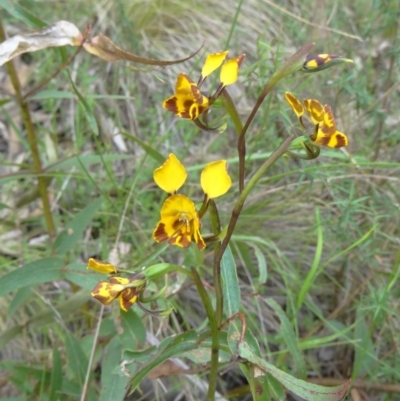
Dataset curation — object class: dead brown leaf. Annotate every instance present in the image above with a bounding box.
[0,21,82,66]
[83,34,202,65]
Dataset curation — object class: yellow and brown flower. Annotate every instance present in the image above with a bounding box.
[152,153,231,249]
[163,51,245,120]
[90,274,147,312]
[285,92,348,148]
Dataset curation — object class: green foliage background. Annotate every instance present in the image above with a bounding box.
[0,0,399,400]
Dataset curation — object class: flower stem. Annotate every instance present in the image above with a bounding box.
[237,79,277,192]
[0,22,56,239]
[191,267,219,401]
[215,134,294,278]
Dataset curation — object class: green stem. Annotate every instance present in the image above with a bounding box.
[237,43,314,192]
[191,267,219,401]
[220,88,243,135]
[215,135,294,274]
[0,21,56,238]
[208,200,223,401]
[237,80,277,192]
[208,200,223,325]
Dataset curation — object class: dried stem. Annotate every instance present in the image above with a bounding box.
[0,21,56,238]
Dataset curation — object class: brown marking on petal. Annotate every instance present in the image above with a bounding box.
[332,132,348,148]
[315,135,331,147]
[190,83,203,104]
[163,96,179,113]
[119,291,138,312]
[178,110,191,119]
[153,222,169,243]
[196,235,206,250]
[183,99,194,109]
[175,233,191,248]
[319,105,336,135]
[304,99,324,123]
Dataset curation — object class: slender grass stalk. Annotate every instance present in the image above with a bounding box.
[0,21,56,238]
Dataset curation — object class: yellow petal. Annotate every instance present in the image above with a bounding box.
[285,92,304,118]
[312,105,348,148]
[314,130,348,148]
[220,54,245,87]
[201,51,229,80]
[153,153,187,193]
[91,281,123,305]
[303,99,324,125]
[175,73,202,103]
[201,160,231,199]
[87,258,117,274]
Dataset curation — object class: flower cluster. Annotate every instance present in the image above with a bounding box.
[163,51,245,121]
[152,153,231,250]
[285,91,348,149]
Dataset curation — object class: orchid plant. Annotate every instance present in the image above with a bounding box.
[86,47,353,400]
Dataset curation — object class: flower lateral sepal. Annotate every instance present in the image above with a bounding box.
[302,54,354,73]
[87,258,118,274]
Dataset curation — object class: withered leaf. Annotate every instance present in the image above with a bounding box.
[0,20,82,66]
[83,34,202,65]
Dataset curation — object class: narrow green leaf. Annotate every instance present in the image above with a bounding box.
[67,72,99,135]
[49,347,63,401]
[64,332,88,386]
[0,0,47,27]
[266,374,286,401]
[121,131,165,163]
[48,154,132,172]
[239,342,350,401]
[321,224,377,269]
[0,257,62,297]
[352,310,374,378]
[297,207,323,310]
[120,309,146,346]
[7,287,32,316]
[0,290,89,349]
[100,337,129,401]
[64,263,104,290]
[221,245,240,316]
[31,90,76,100]
[127,331,198,393]
[251,243,268,285]
[53,197,103,255]
[265,298,306,378]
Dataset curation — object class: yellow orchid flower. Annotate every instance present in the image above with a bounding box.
[285,92,348,148]
[90,274,147,312]
[152,153,231,249]
[163,51,245,120]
